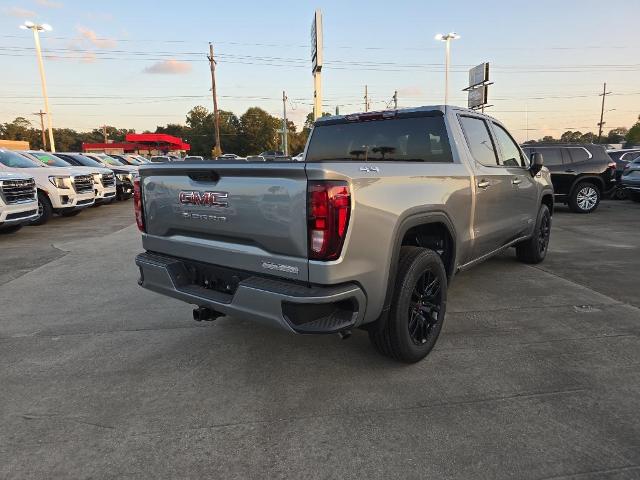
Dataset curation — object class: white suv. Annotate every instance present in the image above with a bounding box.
[22,151,117,205]
[0,149,95,225]
[0,172,38,233]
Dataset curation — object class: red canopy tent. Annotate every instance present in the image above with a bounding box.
[82,133,190,155]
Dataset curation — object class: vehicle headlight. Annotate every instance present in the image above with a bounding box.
[48,176,70,189]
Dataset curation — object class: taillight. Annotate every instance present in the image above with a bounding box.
[308,181,351,260]
[133,177,145,232]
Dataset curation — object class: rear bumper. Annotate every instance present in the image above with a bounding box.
[135,252,366,334]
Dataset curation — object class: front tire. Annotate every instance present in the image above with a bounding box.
[32,192,53,226]
[0,224,23,234]
[369,247,447,363]
[569,182,600,213]
[59,209,81,217]
[516,204,551,264]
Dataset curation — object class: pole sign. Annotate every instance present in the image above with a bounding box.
[311,9,323,73]
[468,62,489,89]
[468,85,488,109]
[464,62,491,111]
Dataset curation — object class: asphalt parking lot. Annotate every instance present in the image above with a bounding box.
[1,199,639,479]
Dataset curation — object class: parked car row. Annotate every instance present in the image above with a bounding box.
[0,149,139,233]
[519,143,640,213]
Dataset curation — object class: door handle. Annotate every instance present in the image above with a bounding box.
[565,169,576,173]
[512,178,522,185]
[477,180,490,189]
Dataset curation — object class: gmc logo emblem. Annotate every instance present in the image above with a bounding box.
[179,191,229,207]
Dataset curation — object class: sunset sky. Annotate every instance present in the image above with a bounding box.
[1,0,639,141]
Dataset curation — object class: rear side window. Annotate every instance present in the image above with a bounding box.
[306,116,453,162]
[459,116,498,166]
[567,148,591,163]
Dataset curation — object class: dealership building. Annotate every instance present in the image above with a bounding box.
[82,133,190,156]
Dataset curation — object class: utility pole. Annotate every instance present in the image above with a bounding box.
[597,82,612,143]
[282,90,288,156]
[364,85,369,112]
[101,125,108,143]
[393,90,398,109]
[33,110,46,149]
[208,42,222,156]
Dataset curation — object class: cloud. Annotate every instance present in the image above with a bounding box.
[85,12,113,21]
[397,85,425,98]
[143,60,192,75]
[76,26,117,49]
[4,6,37,17]
[80,52,97,63]
[36,0,63,8]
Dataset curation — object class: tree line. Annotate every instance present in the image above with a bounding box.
[0,106,320,157]
[2,108,639,155]
[524,116,640,145]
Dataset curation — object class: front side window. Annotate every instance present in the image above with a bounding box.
[492,123,525,167]
[306,115,453,163]
[0,150,42,168]
[530,148,564,166]
[459,116,498,166]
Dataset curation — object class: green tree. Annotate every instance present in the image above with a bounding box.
[607,127,628,144]
[238,107,281,155]
[626,116,640,145]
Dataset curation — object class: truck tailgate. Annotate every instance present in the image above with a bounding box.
[139,162,309,281]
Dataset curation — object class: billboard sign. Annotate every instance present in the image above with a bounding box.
[468,85,488,109]
[468,62,489,89]
[311,10,323,73]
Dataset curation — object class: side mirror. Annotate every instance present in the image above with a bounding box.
[530,152,544,176]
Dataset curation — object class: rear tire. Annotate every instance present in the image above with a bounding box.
[516,204,551,264]
[368,246,447,363]
[613,187,628,200]
[32,192,53,226]
[569,182,600,213]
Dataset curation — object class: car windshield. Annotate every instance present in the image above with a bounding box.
[69,154,104,168]
[0,150,43,168]
[124,156,144,165]
[97,154,124,166]
[30,152,71,167]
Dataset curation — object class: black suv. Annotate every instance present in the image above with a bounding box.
[522,144,616,213]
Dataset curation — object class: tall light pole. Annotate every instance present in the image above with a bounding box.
[20,21,55,152]
[435,32,460,105]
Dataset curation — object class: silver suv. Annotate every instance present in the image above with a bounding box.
[134,106,554,363]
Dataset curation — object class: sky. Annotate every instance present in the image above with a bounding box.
[1,0,639,142]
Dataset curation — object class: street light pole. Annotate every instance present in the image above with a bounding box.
[435,32,460,105]
[21,21,55,152]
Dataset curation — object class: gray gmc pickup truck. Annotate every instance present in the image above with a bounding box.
[135,106,554,363]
